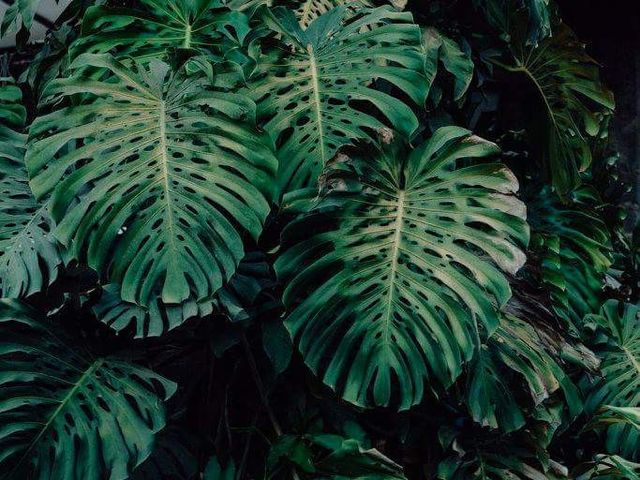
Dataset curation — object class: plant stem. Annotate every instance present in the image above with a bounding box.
[241,334,301,480]
[241,334,282,436]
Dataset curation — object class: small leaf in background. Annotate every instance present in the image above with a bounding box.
[423,27,474,102]
[203,457,237,480]
[263,318,293,375]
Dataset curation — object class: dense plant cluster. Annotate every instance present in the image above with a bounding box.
[0,0,638,478]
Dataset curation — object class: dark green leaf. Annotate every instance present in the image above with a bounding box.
[0,299,176,480]
[277,127,529,408]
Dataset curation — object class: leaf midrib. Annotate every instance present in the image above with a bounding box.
[382,190,406,347]
[9,359,105,477]
[622,346,640,379]
[158,99,181,298]
[307,44,327,169]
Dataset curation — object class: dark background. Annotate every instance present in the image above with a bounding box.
[559,1,640,206]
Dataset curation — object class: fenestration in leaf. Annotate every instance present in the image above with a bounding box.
[276,126,529,409]
[282,0,373,28]
[529,186,613,331]
[26,53,277,307]
[0,299,176,480]
[250,5,428,197]
[74,0,252,63]
[0,82,61,298]
[497,24,614,196]
[584,300,640,461]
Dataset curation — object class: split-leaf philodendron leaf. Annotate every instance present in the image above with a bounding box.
[584,301,640,461]
[0,82,61,298]
[276,126,529,409]
[0,299,176,480]
[251,5,428,197]
[0,0,633,477]
[27,53,277,307]
[74,0,252,64]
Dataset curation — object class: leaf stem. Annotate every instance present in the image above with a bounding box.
[241,334,282,436]
[241,334,301,480]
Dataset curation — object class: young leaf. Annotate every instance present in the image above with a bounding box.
[276,127,529,409]
[27,54,277,307]
[423,28,474,102]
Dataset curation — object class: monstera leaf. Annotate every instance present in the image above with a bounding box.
[423,28,474,103]
[26,54,276,308]
[583,300,640,461]
[280,0,373,28]
[251,5,427,197]
[468,311,592,433]
[73,0,252,63]
[95,252,272,337]
[276,127,529,409]
[529,186,612,331]
[0,299,176,479]
[575,455,640,480]
[437,425,568,480]
[268,433,405,479]
[0,82,61,298]
[474,0,552,46]
[495,24,614,195]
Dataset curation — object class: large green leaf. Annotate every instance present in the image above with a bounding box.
[26,54,276,307]
[276,127,529,409]
[529,187,612,331]
[494,24,614,195]
[583,300,640,461]
[74,0,252,63]
[0,299,176,480]
[250,5,427,197]
[0,82,61,298]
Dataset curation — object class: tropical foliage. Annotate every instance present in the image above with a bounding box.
[0,0,637,478]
